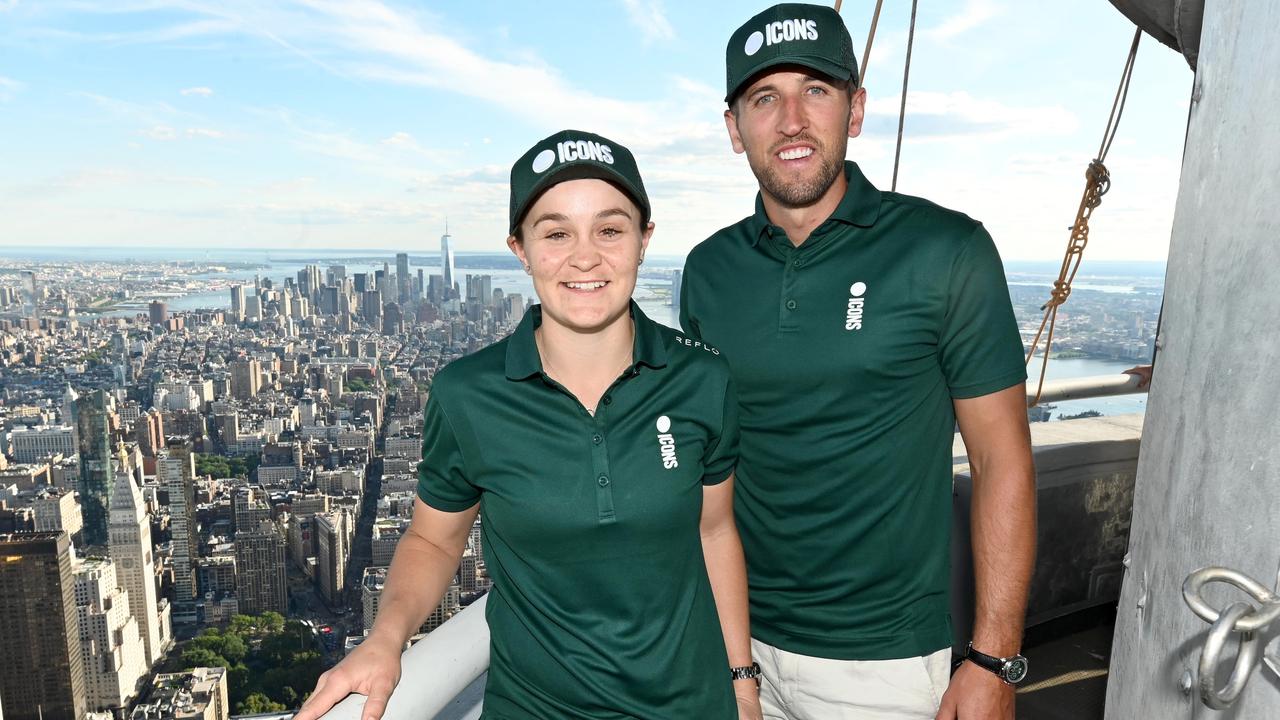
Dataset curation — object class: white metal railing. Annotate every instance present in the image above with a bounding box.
[318,373,1149,717]
[1026,372,1147,404]
[319,594,489,720]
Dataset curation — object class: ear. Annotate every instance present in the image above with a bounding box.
[640,221,655,257]
[507,234,528,267]
[724,108,747,154]
[848,86,867,139]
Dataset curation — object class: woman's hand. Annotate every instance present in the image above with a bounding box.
[294,632,404,720]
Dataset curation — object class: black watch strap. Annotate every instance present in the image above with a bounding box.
[730,661,762,688]
[965,643,1029,685]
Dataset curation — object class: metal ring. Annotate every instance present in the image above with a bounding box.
[1198,602,1261,709]
[1183,567,1280,632]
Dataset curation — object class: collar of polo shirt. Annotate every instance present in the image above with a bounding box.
[749,161,882,246]
[504,300,669,381]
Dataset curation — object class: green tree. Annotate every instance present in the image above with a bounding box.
[237,693,287,714]
[181,647,227,669]
[260,610,285,635]
[219,633,248,664]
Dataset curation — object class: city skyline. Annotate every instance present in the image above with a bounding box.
[1,1,1193,261]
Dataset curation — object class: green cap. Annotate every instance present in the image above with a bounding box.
[725,3,858,103]
[508,130,650,235]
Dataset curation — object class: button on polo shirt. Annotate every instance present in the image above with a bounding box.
[681,161,1027,661]
[418,302,739,719]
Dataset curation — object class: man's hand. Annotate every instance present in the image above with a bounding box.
[935,660,1014,720]
[294,633,403,720]
[735,687,764,720]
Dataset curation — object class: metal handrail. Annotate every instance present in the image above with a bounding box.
[1026,372,1147,405]
[318,594,490,720]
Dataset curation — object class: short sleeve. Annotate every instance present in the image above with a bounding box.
[938,225,1028,399]
[700,376,740,485]
[416,392,480,512]
[678,263,701,340]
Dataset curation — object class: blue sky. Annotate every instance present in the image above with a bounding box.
[0,1,1192,260]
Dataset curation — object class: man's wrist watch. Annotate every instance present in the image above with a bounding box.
[964,643,1029,685]
[730,661,762,688]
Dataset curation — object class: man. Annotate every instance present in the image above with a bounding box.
[679,4,1036,719]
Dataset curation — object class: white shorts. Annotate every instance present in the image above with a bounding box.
[752,637,952,720]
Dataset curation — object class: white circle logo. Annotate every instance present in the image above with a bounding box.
[531,149,556,173]
[744,31,764,56]
[656,415,671,433]
[850,282,867,297]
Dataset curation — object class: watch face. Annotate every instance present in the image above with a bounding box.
[1004,658,1029,684]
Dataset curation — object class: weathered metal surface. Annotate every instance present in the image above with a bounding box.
[951,430,1140,650]
[1105,1,1280,717]
[1108,0,1204,68]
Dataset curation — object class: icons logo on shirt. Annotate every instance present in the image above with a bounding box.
[656,415,679,469]
[845,281,867,331]
[744,19,819,57]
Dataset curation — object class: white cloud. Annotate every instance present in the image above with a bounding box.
[621,0,675,44]
[0,76,20,101]
[181,86,214,96]
[926,0,1002,41]
[864,91,1078,140]
[185,127,224,138]
[145,125,178,140]
[380,131,418,148]
[0,0,18,11]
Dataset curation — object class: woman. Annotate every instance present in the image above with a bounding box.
[296,130,762,720]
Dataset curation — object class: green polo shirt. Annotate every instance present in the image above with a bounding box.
[680,161,1026,661]
[417,302,739,719]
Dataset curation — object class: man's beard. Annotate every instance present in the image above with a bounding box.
[750,136,846,208]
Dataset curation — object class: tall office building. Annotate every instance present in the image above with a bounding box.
[441,223,457,298]
[229,284,245,323]
[233,487,269,534]
[383,302,403,336]
[148,300,169,327]
[108,470,166,666]
[0,532,87,720]
[75,389,115,546]
[74,557,147,712]
[396,252,411,303]
[671,269,682,311]
[22,270,39,321]
[235,519,287,615]
[315,510,350,607]
[135,407,164,458]
[159,438,198,614]
[230,358,261,400]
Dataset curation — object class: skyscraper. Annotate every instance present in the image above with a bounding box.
[229,284,245,323]
[148,300,168,327]
[315,510,350,607]
[396,252,411,304]
[235,519,287,615]
[0,532,87,720]
[74,557,147,712]
[441,223,457,299]
[231,358,261,400]
[75,389,115,546]
[22,270,39,321]
[159,438,198,616]
[109,469,166,666]
[671,269,682,311]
